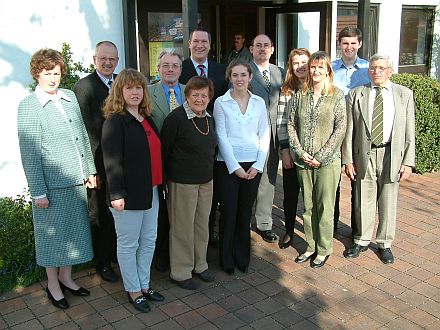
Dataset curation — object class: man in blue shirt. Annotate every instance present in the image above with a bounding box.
[332,27,370,236]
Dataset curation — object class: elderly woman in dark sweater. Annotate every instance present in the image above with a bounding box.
[161,76,217,290]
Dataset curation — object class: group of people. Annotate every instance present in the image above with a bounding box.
[17,26,415,313]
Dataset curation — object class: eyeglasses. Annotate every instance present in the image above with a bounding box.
[253,43,272,49]
[96,57,118,63]
[160,63,181,70]
[369,66,389,73]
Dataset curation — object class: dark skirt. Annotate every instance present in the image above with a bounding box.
[32,185,93,267]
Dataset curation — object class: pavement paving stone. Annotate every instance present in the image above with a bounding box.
[1,174,440,329]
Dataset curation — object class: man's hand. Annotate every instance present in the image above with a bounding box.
[399,165,412,182]
[345,163,357,181]
[111,198,125,212]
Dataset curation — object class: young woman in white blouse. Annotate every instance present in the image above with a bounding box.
[213,60,270,275]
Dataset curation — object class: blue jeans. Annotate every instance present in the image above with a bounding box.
[110,187,158,292]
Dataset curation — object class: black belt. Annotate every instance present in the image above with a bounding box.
[372,142,391,149]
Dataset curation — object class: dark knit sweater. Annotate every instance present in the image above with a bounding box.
[161,105,217,184]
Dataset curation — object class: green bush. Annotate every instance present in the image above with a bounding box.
[391,73,440,173]
[0,195,44,293]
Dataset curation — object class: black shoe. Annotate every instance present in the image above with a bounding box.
[193,269,216,282]
[343,244,368,258]
[237,265,248,274]
[378,248,394,264]
[142,288,165,302]
[171,277,200,290]
[46,287,69,309]
[155,257,169,273]
[279,233,293,249]
[127,292,150,313]
[258,229,278,243]
[294,252,316,264]
[310,255,330,269]
[59,281,90,296]
[208,232,219,248]
[97,265,119,282]
[223,268,235,275]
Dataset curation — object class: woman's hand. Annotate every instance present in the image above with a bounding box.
[309,158,321,168]
[234,168,249,179]
[35,197,49,209]
[111,198,125,212]
[301,152,320,168]
[246,167,259,180]
[281,150,293,169]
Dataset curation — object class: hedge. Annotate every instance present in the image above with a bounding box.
[391,73,440,173]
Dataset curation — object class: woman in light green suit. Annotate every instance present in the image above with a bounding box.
[17,49,96,309]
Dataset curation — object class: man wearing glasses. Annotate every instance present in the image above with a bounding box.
[148,50,186,272]
[342,53,415,264]
[74,41,120,283]
[249,34,285,244]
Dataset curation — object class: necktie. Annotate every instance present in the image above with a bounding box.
[371,86,384,146]
[169,88,179,111]
[107,80,112,89]
[198,64,206,77]
[262,70,271,89]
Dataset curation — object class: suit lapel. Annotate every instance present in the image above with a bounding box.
[391,82,403,140]
[251,62,269,92]
[359,85,372,133]
[151,83,170,117]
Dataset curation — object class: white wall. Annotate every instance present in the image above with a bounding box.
[0,0,125,197]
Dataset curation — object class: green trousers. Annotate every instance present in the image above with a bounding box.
[297,159,341,256]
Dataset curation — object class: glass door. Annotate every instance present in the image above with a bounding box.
[265,2,332,68]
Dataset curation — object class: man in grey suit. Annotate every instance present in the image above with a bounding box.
[249,34,285,243]
[147,50,185,272]
[342,53,415,264]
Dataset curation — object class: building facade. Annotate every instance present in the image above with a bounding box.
[1,0,439,197]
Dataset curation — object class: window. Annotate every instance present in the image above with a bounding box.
[399,7,434,75]
[336,3,378,59]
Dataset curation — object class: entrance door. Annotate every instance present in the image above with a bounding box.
[265,2,332,68]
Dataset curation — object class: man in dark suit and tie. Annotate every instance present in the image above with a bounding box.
[249,34,284,243]
[74,41,119,282]
[179,27,228,247]
[342,53,415,264]
[148,50,185,272]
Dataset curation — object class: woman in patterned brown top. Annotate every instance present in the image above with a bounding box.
[287,51,346,268]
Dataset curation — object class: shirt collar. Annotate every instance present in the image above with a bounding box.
[183,101,211,119]
[222,89,257,102]
[96,70,113,86]
[35,85,71,106]
[337,56,366,69]
[372,80,392,91]
[190,57,208,71]
[254,62,270,73]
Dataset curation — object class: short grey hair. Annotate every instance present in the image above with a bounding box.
[157,50,183,66]
[369,53,393,68]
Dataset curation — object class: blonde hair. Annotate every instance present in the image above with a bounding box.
[302,51,335,96]
[102,68,151,118]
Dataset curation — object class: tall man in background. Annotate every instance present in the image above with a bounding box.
[332,27,370,234]
[179,27,228,247]
[74,41,119,282]
[148,50,186,272]
[249,34,284,243]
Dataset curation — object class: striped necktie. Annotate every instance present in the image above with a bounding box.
[262,70,271,89]
[371,86,384,146]
[169,88,179,111]
[198,64,206,77]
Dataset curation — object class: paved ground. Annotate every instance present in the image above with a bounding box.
[1,172,440,329]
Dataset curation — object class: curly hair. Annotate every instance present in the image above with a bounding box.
[281,48,311,96]
[102,68,152,118]
[184,76,214,100]
[30,49,66,82]
[302,51,335,96]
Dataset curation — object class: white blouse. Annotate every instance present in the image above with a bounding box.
[214,89,270,174]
